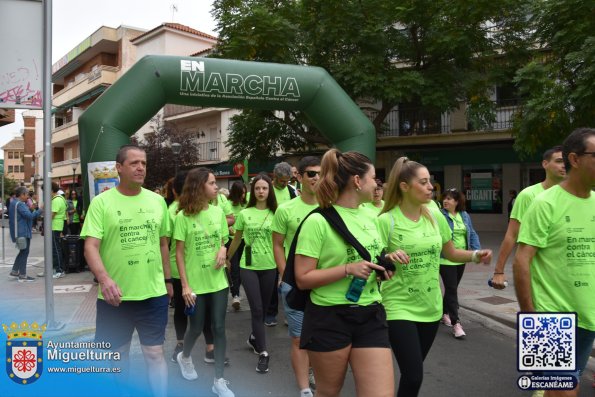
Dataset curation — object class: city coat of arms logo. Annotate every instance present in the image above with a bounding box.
[3,321,46,385]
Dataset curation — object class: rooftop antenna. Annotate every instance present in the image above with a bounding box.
[171,4,178,22]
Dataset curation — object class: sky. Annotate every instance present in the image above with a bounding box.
[0,0,217,157]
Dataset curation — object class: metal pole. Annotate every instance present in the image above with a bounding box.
[43,0,61,329]
[1,173,4,263]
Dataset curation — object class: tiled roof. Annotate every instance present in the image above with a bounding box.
[131,23,217,43]
[1,137,24,150]
[191,47,214,57]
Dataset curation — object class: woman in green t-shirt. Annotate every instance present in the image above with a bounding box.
[173,168,235,396]
[227,181,248,309]
[378,157,492,397]
[294,149,394,397]
[439,188,481,339]
[226,174,277,374]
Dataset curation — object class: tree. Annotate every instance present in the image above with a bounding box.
[133,115,200,190]
[212,0,532,160]
[512,0,595,157]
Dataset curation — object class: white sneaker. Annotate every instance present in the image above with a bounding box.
[300,388,314,397]
[231,296,240,311]
[212,377,235,397]
[52,272,65,279]
[441,313,452,327]
[176,352,198,380]
[453,323,466,339]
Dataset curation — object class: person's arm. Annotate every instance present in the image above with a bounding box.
[441,240,492,264]
[84,237,122,306]
[272,232,287,279]
[513,243,538,312]
[294,255,385,290]
[492,219,520,289]
[175,240,195,308]
[160,236,173,298]
[226,230,244,261]
[226,214,235,227]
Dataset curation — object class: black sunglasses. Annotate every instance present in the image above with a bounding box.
[304,170,320,177]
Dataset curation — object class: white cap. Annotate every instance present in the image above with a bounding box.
[57,190,65,195]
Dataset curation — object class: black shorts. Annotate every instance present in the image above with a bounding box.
[95,295,169,349]
[300,301,390,352]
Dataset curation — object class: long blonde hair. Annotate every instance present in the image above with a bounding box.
[381,157,435,224]
[316,149,372,208]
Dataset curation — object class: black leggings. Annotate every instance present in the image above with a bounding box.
[388,320,439,397]
[228,240,244,297]
[182,288,229,378]
[172,278,214,344]
[439,264,466,324]
[240,268,277,352]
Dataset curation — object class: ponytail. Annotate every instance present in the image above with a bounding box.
[316,148,372,208]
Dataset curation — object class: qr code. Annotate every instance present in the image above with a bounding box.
[518,313,576,371]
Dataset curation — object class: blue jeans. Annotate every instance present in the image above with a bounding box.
[11,238,31,275]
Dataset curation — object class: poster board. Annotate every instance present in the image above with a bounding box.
[0,0,43,109]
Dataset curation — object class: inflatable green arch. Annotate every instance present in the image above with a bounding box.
[78,55,375,201]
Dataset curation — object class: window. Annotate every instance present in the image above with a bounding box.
[7,165,13,173]
[19,165,24,173]
[8,152,13,159]
[462,165,503,214]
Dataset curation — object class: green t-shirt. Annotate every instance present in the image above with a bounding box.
[173,205,229,294]
[440,212,466,266]
[274,185,294,206]
[234,207,276,270]
[80,187,170,301]
[212,193,233,216]
[72,199,80,223]
[360,201,384,217]
[231,203,245,217]
[51,195,67,231]
[426,200,441,211]
[296,205,383,306]
[517,185,595,331]
[271,197,318,257]
[378,207,451,322]
[167,201,180,279]
[510,183,544,222]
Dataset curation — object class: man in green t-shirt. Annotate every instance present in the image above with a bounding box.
[492,146,566,289]
[38,182,66,278]
[514,128,595,390]
[272,156,320,397]
[81,145,173,397]
[266,161,299,325]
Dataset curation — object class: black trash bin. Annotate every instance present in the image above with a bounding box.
[62,235,84,273]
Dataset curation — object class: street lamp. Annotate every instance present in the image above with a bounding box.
[71,165,77,194]
[171,142,182,176]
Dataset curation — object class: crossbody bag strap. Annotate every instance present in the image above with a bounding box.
[14,201,19,236]
[281,207,321,285]
[318,206,371,262]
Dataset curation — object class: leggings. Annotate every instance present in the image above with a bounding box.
[182,288,229,378]
[172,278,214,344]
[240,268,277,352]
[388,320,439,397]
[228,240,244,298]
[439,264,466,324]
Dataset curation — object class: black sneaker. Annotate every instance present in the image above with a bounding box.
[9,270,19,278]
[256,353,269,374]
[171,343,183,363]
[246,335,260,355]
[264,316,278,327]
[18,276,36,283]
[203,349,230,366]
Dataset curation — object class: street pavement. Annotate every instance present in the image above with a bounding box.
[0,228,593,396]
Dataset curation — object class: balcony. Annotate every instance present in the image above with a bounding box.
[53,66,119,108]
[368,100,520,138]
[164,104,204,118]
[52,119,79,145]
[198,141,221,162]
[52,158,80,179]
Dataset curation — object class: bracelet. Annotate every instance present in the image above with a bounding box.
[164,278,173,283]
[344,264,349,277]
[493,272,504,275]
[471,250,480,264]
